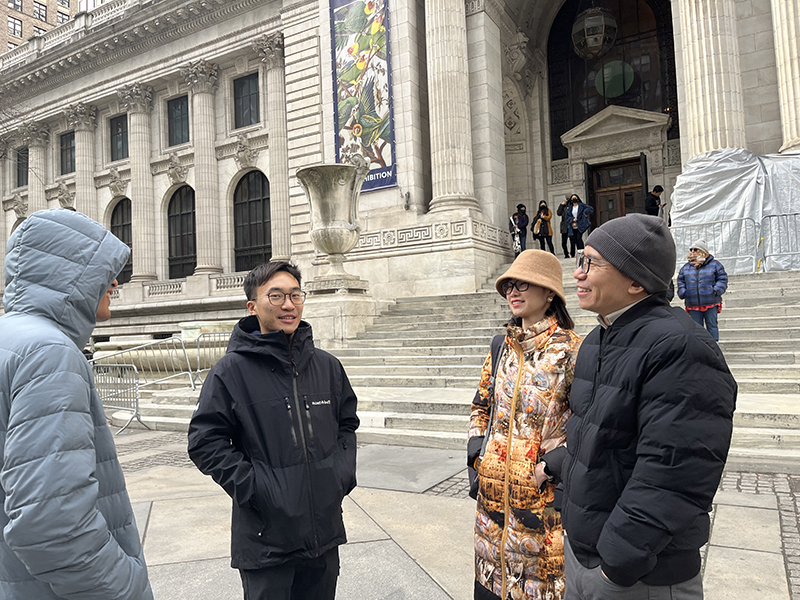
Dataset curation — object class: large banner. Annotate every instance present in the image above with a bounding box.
[330,0,396,191]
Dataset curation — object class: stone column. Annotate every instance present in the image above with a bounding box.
[424,0,479,212]
[181,60,222,274]
[21,122,49,214]
[676,0,746,158]
[255,32,291,262]
[118,83,157,281]
[65,103,98,221]
[770,0,800,152]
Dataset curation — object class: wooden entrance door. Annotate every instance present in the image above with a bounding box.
[589,160,646,226]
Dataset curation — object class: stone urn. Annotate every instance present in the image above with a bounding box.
[296,155,369,281]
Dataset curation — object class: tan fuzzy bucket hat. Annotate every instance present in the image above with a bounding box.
[495,250,566,303]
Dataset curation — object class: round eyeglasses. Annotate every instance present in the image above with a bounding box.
[501,280,530,296]
[576,250,611,274]
[257,291,307,306]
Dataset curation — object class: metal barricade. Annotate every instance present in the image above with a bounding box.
[759,213,800,272]
[92,363,149,434]
[670,218,760,273]
[195,332,232,382]
[90,336,196,390]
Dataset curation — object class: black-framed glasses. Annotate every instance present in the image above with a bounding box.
[576,250,611,274]
[257,291,307,306]
[501,280,530,296]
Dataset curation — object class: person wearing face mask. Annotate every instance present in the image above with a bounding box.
[532,200,556,255]
[468,250,582,600]
[509,204,530,256]
[565,194,593,258]
[677,240,728,342]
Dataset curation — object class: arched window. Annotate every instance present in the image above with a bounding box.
[233,171,272,272]
[110,198,133,285]
[167,185,196,279]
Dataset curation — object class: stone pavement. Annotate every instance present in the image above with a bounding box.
[115,430,798,600]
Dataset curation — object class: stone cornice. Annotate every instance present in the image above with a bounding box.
[118,82,154,113]
[253,32,285,70]
[181,60,219,95]
[465,0,505,24]
[65,102,98,131]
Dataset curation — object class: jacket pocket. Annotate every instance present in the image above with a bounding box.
[252,460,312,553]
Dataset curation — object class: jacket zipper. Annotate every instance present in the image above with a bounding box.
[500,343,526,599]
[292,357,319,548]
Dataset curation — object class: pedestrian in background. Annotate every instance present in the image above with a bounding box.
[645,185,665,216]
[0,209,152,600]
[509,203,529,256]
[469,250,582,600]
[565,194,594,258]
[556,197,571,258]
[677,239,728,341]
[532,200,556,254]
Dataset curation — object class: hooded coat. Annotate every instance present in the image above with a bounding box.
[0,209,152,600]
[187,315,359,569]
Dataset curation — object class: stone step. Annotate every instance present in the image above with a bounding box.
[331,345,489,358]
[342,365,482,378]
[730,426,800,449]
[356,427,465,450]
[734,378,800,394]
[346,375,476,388]
[728,366,800,379]
[359,411,469,433]
[338,355,485,367]
[724,447,800,475]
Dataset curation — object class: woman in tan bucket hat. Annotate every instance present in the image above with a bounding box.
[468,250,582,600]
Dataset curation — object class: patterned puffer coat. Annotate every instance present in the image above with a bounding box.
[469,316,581,600]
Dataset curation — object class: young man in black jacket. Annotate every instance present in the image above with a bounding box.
[188,262,359,600]
[541,214,736,600]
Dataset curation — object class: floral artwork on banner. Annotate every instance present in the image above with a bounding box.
[331,0,397,191]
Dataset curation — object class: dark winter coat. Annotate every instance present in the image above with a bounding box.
[556,203,570,235]
[509,211,529,237]
[677,255,728,307]
[645,193,661,216]
[565,202,594,236]
[549,295,736,587]
[532,208,554,237]
[188,316,359,569]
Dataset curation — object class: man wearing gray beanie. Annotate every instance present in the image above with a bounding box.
[539,214,737,599]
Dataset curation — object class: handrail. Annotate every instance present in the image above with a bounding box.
[90,336,195,390]
[195,332,232,382]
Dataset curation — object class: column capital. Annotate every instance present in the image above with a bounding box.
[254,32,285,69]
[65,102,98,131]
[3,193,28,219]
[118,82,154,114]
[181,60,219,94]
[20,121,50,147]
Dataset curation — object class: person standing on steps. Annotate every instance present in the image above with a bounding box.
[645,185,665,217]
[557,196,572,258]
[565,194,593,258]
[509,204,530,256]
[677,240,728,342]
[469,250,582,600]
[532,200,556,254]
[188,261,359,600]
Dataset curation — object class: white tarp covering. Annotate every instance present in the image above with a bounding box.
[670,148,800,274]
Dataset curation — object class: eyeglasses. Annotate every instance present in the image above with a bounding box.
[256,291,307,306]
[501,280,530,296]
[576,250,611,274]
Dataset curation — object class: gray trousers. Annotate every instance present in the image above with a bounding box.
[564,538,703,600]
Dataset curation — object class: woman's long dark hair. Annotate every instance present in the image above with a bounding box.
[506,295,574,331]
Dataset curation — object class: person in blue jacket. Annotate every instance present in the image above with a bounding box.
[0,209,152,600]
[565,194,594,258]
[677,239,728,341]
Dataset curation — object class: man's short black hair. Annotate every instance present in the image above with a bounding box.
[244,262,302,301]
[653,185,664,193]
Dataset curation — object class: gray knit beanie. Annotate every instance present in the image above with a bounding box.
[584,214,676,293]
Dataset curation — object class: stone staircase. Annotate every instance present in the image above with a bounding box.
[115,259,800,473]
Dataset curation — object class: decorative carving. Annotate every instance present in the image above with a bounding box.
[233,134,259,169]
[57,181,74,208]
[667,139,682,167]
[506,30,530,77]
[20,121,50,147]
[108,167,128,197]
[382,230,397,247]
[353,218,504,253]
[434,223,449,239]
[167,152,189,184]
[117,82,154,113]
[4,193,28,219]
[551,163,570,184]
[253,32,285,69]
[65,102,98,131]
[180,60,219,94]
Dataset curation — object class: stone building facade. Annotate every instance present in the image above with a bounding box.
[0,0,798,344]
[3,0,80,53]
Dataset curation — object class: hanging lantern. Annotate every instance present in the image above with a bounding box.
[571,4,617,60]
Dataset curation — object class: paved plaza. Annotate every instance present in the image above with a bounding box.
[115,429,799,600]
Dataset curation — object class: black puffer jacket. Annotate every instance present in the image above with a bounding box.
[553,295,736,587]
[188,316,359,569]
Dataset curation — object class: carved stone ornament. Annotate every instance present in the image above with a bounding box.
[8,193,28,219]
[180,60,219,94]
[109,167,128,198]
[117,82,154,113]
[254,32,285,69]
[167,152,189,184]
[65,103,98,131]
[234,134,258,169]
[57,181,75,208]
[20,121,50,147]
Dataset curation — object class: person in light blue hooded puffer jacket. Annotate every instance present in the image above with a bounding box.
[0,209,153,600]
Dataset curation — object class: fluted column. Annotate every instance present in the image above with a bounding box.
[21,122,49,214]
[65,103,98,221]
[118,83,157,281]
[677,0,747,159]
[771,0,800,152]
[255,33,291,261]
[424,0,479,212]
[182,61,222,274]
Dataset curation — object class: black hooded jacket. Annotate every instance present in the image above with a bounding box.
[548,295,736,587]
[188,316,359,569]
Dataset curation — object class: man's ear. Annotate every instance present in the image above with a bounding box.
[628,281,647,295]
[247,300,257,316]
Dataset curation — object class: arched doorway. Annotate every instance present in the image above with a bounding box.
[233,171,272,272]
[110,197,133,284]
[167,185,196,279]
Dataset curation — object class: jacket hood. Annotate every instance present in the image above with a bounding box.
[3,209,130,349]
[227,315,315,372]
